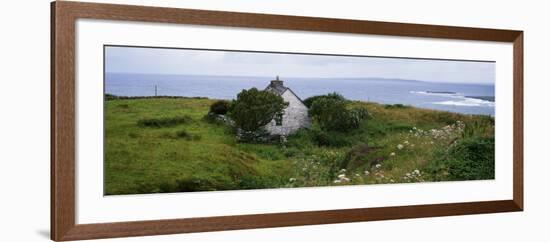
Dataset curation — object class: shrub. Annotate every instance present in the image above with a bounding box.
[312,129,352,147]
[426,137,495,181]
[203,112,235,126]
[228,88,288,132]
[137,115,192,128]
[384,104,409,109]
[303,92,346,108]
[209,100,231,115]
[105,93,119,100]
[309,97,363,132]
[350,106,370,120]
[285,128,316,149]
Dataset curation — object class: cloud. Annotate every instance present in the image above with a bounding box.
[105,46,495,84]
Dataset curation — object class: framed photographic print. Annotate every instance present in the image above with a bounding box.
[51,1,523,241]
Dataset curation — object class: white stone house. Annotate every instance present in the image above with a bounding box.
[263,77,311,136]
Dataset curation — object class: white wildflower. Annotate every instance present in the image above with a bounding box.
[397,144,404,150]
[333,180,341,184]
[404,140,409,145]
[390,152,395,156]
[289,178,296,182]
[338,174,346,179]
[364,170,370,176]
[390,179,395,183]
[375,164,382,169]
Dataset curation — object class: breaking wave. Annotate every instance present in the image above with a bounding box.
[410,91,495,107]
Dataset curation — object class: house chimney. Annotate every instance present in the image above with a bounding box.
[271,76,284,87]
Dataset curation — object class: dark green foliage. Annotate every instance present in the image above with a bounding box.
[228,88,288,132]
[303,92,345,108]
[312,129,353,147]
[105,93,118,100]
[137,115,192,128]
[209,100,231,115]
[309,97,365,132]
[203,112,234,127]
[384,104,409,109]
[426,137,495,181]
[350,106,370,120]
[285,129,316,150]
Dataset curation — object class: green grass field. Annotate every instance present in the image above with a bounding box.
[105,97,495,195]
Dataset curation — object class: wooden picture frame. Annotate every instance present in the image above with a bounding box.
[51,1,523,241]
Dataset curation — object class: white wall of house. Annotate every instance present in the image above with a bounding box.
[264,90,311,136]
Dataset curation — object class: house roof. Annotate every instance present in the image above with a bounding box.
[264,78,307,106]
[265,81,288,96]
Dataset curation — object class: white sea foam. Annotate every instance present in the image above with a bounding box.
[433,99,494,107]
[410,91,462,98]
[410,90,494,107]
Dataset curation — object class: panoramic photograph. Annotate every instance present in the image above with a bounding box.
[104,45,495,195]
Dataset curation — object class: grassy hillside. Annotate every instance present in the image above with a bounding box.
[105,97,494,195]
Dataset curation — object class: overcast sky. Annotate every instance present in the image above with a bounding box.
[105,46,495,84]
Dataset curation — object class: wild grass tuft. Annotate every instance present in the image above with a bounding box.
[176,129,202,141]
[137,115,192,128]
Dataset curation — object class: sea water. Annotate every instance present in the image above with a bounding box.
[105,73,495,116]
